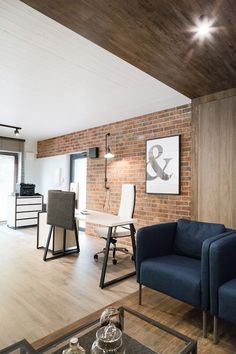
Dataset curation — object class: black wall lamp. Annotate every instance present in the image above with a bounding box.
[0,124,22,137]
[104,133,114,189]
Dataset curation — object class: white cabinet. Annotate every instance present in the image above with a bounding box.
[7,195,43,229]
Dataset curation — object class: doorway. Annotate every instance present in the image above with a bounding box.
[0,152,19,222]
[70,153,87,230]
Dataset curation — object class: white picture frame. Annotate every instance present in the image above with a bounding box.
[146,135,180,194]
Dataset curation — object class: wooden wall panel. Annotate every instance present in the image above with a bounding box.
[21,0,236,98]
[192,89,236,228]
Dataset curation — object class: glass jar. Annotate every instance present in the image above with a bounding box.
[91,323,125,354]
[63,337,86,354]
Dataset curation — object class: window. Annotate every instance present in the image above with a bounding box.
[0,152,19,221]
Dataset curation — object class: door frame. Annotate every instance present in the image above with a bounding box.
[0,151,19,188]
[69,152,87,232]
[69,152,87,184]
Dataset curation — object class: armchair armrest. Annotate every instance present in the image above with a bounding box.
[201,231,234,310]
[209,232,236,314]
[136,222,177,282]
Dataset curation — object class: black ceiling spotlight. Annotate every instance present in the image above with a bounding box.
[14,128,20,136]
[0,124,22,136]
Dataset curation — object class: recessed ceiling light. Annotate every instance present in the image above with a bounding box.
[196,16,212,37]
[190,15,216,41]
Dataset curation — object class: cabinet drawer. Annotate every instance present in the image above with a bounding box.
[17,197,42,205]
[16,211,39,220]
[16,218,38,227]
[17,204,42,212]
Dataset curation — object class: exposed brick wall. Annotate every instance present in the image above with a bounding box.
[38,104,192,235]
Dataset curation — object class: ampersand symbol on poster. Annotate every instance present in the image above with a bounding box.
[146,145,173,181]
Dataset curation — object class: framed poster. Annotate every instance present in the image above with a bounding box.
[146,135,180,194]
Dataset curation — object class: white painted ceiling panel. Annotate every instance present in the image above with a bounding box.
[0,0,190,141]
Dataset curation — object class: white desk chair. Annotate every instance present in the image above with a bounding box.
[94,184,136,264]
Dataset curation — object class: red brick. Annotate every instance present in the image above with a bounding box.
[38,104,192,240]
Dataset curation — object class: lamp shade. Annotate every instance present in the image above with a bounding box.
[104,147,114,159]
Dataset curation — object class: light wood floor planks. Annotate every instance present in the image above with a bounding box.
[0,225,137,348]
[1,225,236,353]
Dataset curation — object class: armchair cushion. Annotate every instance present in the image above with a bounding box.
[136,222,177,282]
[219,279,236,324]
[140,254,201,307]
[174,219,225,259]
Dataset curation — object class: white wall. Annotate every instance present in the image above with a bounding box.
[25,153,70,203]
[39,155,70,202]
[24,139,38,186]
[24,140,37,152]
[24,158,40,190]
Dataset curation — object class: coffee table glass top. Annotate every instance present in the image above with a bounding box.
[1,307,197,354]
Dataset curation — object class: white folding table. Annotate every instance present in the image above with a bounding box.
[77,210,137,288]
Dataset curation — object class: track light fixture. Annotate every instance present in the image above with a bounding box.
[0,124,22,136]
[14,128,20,136]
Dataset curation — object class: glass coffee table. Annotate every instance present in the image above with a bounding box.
[1,307,197,354]
[0,339,37,354]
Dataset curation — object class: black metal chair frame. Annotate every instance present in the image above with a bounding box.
[43,219,80,261]
[94,225,135,265]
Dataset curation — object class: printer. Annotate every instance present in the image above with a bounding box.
[16,183,36,196]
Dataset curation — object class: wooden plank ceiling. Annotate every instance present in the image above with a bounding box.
[21,0,236,98]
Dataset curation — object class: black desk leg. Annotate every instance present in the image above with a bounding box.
[130,223,136,265]
[99,223,136,288]
[43,225,53,261]
[74,219,80,252]
[100,226,113,289]
[63,229,66,255]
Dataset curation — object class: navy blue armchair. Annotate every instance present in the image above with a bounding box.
[136,219,229,337]
[209,232,236,343]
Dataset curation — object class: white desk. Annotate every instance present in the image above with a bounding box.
[77,210,137,288]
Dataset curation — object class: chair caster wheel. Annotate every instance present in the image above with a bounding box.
[94,254,98,261]
[112,259,117,265]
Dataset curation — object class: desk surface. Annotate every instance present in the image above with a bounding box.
[76,209,136,227]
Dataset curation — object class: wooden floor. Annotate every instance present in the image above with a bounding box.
[1,225,236,353]
[0,224,137,349]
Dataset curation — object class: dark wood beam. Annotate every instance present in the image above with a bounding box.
[21,0,236,98]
